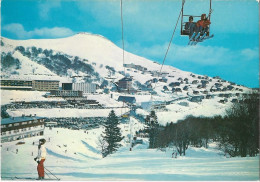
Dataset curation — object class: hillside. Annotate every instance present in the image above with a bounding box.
[1,33,254,124]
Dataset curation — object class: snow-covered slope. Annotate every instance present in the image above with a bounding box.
[1,127,259,181]
[1,33,254,125]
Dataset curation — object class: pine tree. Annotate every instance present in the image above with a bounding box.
[101,110,123,157]
[147,111,159,148]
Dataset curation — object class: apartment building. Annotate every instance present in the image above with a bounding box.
[1,115,46,143]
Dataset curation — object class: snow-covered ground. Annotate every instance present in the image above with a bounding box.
[1,127,259,181]
[1,90,65,105]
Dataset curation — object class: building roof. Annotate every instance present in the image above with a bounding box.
[119,77,132,82]
[1,116,45,125]
[118,96,136,104]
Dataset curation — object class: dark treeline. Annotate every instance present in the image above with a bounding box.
[145,92,259,157]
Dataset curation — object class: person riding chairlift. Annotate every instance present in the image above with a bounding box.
[184,16,196,38]
[196,14,211,35]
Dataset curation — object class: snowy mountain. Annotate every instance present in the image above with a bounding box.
[1,33,254,124]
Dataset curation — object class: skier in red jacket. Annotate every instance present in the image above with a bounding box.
[34,138,47,180]
[196,14,211,34]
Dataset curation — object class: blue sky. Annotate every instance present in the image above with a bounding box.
[1,0,259,88]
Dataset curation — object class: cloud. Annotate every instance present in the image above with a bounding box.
[3,23,75,39]
[123,41,234,66]
[38,0,61,20]
[241,48,259,60]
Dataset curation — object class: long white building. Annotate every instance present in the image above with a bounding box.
[1,116,45,143]
[62,83,96,93]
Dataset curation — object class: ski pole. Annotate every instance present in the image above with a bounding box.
[44,167,60,180]
[44,171,52,179]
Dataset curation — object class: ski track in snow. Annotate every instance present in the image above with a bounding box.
[81,140,100,154]
[46,148,83,162]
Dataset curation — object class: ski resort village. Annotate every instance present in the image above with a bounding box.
[1,32,259,181]
[0,0,259,181]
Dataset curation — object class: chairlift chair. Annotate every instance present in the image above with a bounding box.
[180,0,212,36]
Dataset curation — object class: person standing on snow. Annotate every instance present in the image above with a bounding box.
[34,138,47,180]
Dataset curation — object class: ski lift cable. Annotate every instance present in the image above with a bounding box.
[120,0,130,119]
[152,0,185,91]
[149,0,185,111]
[120,0,126,76]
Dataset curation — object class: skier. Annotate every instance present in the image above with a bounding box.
[34,138,47,180]
[184,16,196,38]
[196,14,211,35]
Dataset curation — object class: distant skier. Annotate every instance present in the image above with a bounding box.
[34,138,47,180]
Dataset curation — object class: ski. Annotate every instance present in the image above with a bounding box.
[15,176,60,181]
[198,32,207,42]
[190,32,201,46]
[188,32,196,45]
[202,34,214,41]
[194,34,214,45]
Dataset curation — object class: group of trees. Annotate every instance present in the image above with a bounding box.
[144,92,259,157]
[14,46,95,77]
[1,52,21,71]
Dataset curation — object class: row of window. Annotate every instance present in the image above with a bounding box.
[1,119,44,128]
[1,125,44,135]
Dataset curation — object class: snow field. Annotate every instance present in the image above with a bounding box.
[1,127,259,181]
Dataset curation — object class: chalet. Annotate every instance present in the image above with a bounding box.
[174,88,182,92]
[197,85,203,89]
[202,90,208,94]
[201,80,209,85]
[169,82,180,87]
[190,96,204,102]
[118,77,133,90]
[215,83,222,87]
[1,115,45,143]
[159,77,168,83]
[192,80,199,84]
[183,86,189,91]
[193,90,199,95]
[222,87,227,91]
[227,85,235,91]
[206,95,213,99]
[118,96,136,105]
[219,99,227,104]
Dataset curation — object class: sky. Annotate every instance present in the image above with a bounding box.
[1,0,259,88]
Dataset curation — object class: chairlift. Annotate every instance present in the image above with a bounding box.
[180,0,212,36]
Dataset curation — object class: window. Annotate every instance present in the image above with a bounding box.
[28,121,32,124]
[1,132,6,136]
[22,122,27,125]
[1,125,6,128]
[14,123,19,126]
[8,124,12,127]
[14,129,19,133]
[9,131,11,134]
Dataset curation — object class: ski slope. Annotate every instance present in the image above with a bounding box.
[1,127,259,181]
